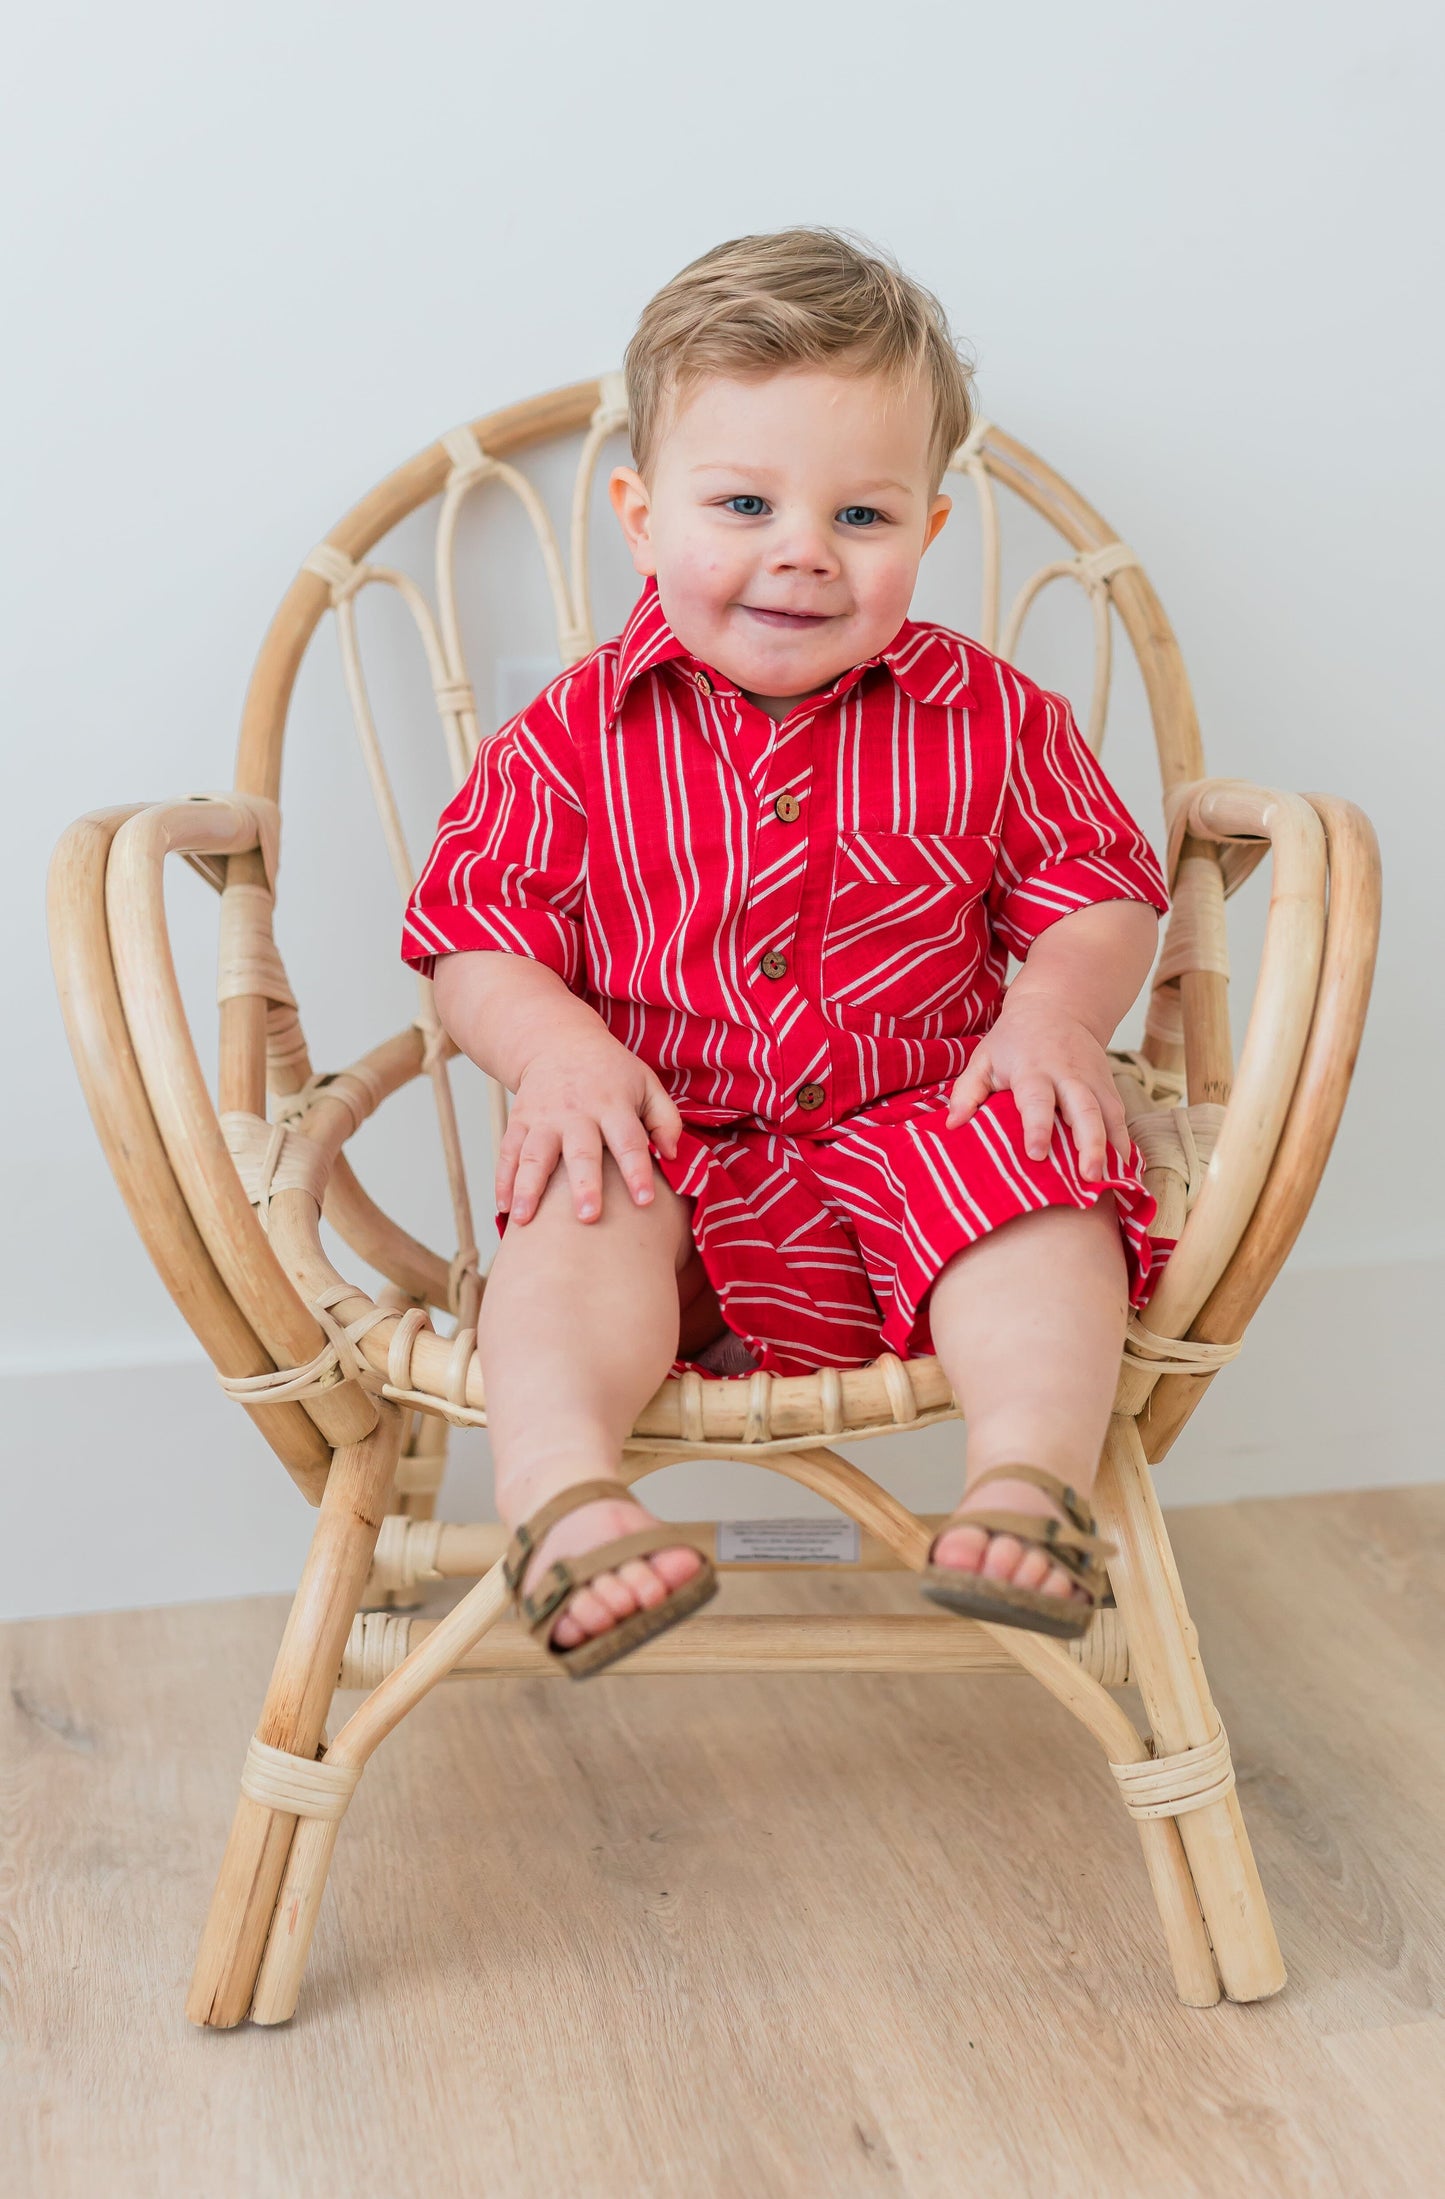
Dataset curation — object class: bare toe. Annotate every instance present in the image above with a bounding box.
[588,1568,640,1620]
[618,1556,668,1607]
[651,1545,703,1590]
[563,1584,619,1635]
[981,1532,1026,1583]
[1042,1560,1084,1601]
[930,1523,990,1575]
[1012,1545,1052,1591]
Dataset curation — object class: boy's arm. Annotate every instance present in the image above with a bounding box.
[1004,898,1160,1048]
[433,948,611,1090]
[952,676,1168,1178]
[404,680,680,1224]
[432,951,681,1224]
[946,900,1158,1178]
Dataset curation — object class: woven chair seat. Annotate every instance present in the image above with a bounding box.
[214,1051,1233,1458]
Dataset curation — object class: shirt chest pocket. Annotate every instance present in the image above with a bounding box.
[821,828,998,1027]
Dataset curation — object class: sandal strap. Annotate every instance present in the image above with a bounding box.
[936,1512,1111,1591]
[516,1523,706,1629]
[932,1463,1116,1584]
[942,1506,1112,1561]
[965,1463,1097,1536]
[501,1477,636,1593]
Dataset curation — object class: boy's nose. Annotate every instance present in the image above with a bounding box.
[768,527,840,576]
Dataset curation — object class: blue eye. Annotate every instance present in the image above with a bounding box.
[723,495,768,517]
[839,505,881,527]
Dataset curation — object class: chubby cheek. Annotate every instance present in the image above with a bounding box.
[845,545,918,641]
[656,541,748,642]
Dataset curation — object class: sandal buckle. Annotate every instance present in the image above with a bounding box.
[502,1522,535,1592]
[521,1562,573,1626]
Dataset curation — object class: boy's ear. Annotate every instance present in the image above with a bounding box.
[922,493,952,553]
[608,466,657,576]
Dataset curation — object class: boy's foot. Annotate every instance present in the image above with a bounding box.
[503,1490,706,1649]
[928,1474,1093,1609]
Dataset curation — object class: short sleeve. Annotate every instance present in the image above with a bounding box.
[400,687,588,988]
[988,682,1169,959]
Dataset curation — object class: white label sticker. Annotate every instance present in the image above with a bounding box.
[715,1518,861,1564]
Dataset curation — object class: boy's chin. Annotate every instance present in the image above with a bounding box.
[710,624,856,698]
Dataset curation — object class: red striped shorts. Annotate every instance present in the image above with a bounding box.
[654,1080,1169,1378]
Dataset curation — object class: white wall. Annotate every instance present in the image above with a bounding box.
[2,2,1439,1620]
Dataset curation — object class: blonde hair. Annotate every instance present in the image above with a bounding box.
[623,227,975,492]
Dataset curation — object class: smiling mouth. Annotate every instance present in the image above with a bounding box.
[741,605,834,628]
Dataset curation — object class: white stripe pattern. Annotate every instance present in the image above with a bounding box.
[402,578,1171,1372]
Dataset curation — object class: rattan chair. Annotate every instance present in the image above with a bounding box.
[48,374,1380,2028]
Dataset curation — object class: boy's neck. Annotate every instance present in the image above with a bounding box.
[742,687,823,724]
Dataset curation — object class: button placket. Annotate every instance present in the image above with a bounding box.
[756,715,835,1125]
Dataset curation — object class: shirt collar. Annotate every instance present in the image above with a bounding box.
[612,576,975,713]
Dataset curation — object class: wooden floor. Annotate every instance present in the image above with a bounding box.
[5,1483,1444,2198]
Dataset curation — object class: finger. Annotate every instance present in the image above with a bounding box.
[493,1118,530,1213]
[561,1122,604,1222]
[1012,1074,1058,1163]
[601,1114,659,1207]
[1058,1081,1107,1182]
[508,1131,561,1223]
[640,1077,683,1159]
[945,1054,993,1129]
[1102,1087,1131,1162]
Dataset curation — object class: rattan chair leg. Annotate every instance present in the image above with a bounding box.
[987,1623,1220,2004]
[249,1557,513,2022]
[1094,1413,1286,2001]
[185,1404,403,2028]
[249,1819,344,2025]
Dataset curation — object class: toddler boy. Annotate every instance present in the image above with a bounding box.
[403,228,1169,1674]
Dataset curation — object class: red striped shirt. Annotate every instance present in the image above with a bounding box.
[402,576,1169,1131]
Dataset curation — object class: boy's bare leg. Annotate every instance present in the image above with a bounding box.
[480,1154,705,1648]
[924,1198,1128,1606]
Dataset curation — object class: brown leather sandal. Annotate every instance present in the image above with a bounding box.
[918,1464,1115,1642]
[501,1476,718,1680]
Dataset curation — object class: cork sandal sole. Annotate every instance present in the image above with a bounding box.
[918,1564,1096,1640]
[502,1474,719,1683]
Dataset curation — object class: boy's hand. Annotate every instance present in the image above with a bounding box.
[496,1030,684,1224]
[945,996,1130,1182]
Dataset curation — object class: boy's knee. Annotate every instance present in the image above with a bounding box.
[530,1151,690,1253]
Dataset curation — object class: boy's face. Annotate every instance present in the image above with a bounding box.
[608,366,951,719]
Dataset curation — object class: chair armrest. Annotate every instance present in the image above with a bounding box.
[49,799,337,1495]
[1136,778,1331,1347]
[1139,789,1381,1453]
[73,794,378,1457]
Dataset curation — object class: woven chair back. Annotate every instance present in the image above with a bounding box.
[226,379,1206,1331]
